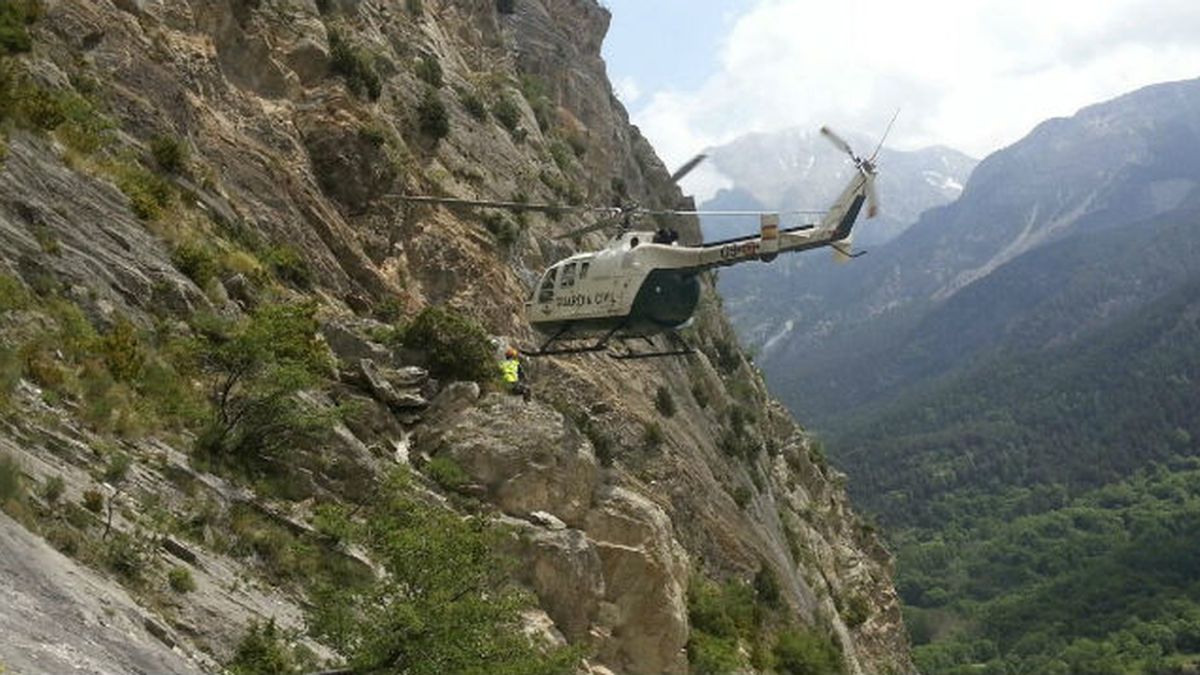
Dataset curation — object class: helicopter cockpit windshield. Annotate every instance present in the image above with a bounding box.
[536,267,558,303]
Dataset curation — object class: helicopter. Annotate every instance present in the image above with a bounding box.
[399,125,882,359]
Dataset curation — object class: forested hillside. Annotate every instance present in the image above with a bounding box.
[828,197,1200,673]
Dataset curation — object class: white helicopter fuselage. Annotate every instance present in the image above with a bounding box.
[526,163,873,341]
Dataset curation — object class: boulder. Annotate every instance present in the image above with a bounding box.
[415,393,598,527]
[506,523,606,643]
[358,359,428,410]
[585,487,690,675]
[320,320,394,367]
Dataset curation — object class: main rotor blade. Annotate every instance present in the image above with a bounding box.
[820,126,855,157]
[636,208,827,217]
[553,216,621,240]
[669,154,708,184]
[395,194,616,215]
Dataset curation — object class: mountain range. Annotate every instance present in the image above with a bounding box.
[725,77,1200,673]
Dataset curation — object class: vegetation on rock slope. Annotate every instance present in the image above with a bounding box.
[832,273,1200,673]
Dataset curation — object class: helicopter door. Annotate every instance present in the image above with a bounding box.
[537,267,558,304]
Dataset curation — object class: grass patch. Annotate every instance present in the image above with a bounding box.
[112,160,174,220]
[424,455,470,492]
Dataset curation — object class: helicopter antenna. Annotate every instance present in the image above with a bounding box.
[869,108,901,162]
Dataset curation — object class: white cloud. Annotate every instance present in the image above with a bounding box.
[628,0,1200,200]
[613,75,641,104]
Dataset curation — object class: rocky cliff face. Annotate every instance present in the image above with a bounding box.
[0,1,912,673]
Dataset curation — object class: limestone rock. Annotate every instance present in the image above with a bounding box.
[358,358,429,410]
[585,487,690,675]
[415,393,598,527]
[0,512,206,674]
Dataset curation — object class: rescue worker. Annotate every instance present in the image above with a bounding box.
[500,346,531,402]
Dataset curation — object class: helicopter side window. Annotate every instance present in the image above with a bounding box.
[560,262,577,289]
[537,268,558,303]
[579,262,590,280]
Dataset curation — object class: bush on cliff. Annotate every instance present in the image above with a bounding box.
[396,306,493,383]
[310,470,580,674]
[189,302,334,475]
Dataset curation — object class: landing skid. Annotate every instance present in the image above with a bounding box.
[524,326,694,360]
[609,332,695,360]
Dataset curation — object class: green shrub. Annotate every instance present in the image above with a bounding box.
[309,470,581,674]
[98,317,145,382]
[0,345,21,411]
[548,139,573,171]
[103,531,150,581]
[405,0,423,15]
[772,628,844,675]
[19,86,65,130]
[168,565,196,593]
[424,456,470,492]
[150,135,188,174]
[228,619,297,675]
[398,305,493,383]
[643,421,664,451]
[262,245,313,289]
[687,632,742,675]
[0,274,30,312]
[459,89,487,120]
[190,302,334,476]
[732,484,752,508]
[492,95,521,132]
[115,162,173,220]
[482,211,519,248]
[171,241,219,288]
[40,474,65,503]
[103,451,132,484]
[496,0,516,14]
[55,91,114,154]
[0,453,23,505]
[840,593,871,628]
[414,51,442,88]
[0,0,42,55]
[82,488,104,513]
[754,565,782,609]
[417,88,449,141]
[328,28,381,101]
[654,386,676,417]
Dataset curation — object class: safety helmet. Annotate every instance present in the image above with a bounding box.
[505,347,518,358]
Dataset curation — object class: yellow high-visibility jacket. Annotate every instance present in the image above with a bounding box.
[500,358,520,384]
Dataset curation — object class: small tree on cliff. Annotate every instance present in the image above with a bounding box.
[309,470,580,674]
[189,301,334,475]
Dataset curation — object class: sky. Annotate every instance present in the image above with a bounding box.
[600,0,1200,200]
